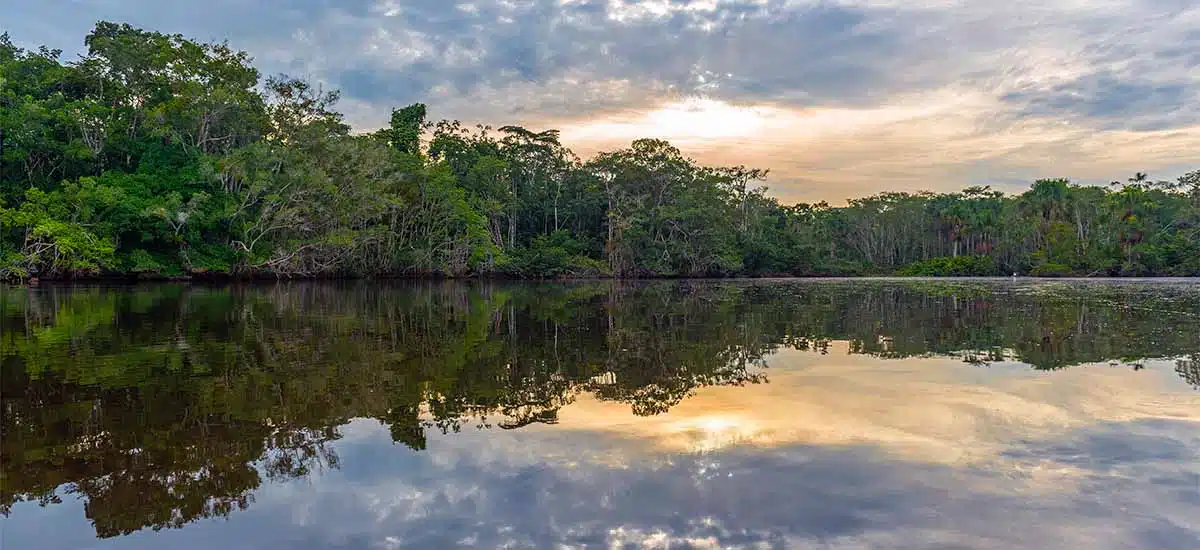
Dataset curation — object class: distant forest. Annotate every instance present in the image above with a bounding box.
[3,23,1198,280]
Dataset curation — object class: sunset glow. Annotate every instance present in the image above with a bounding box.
[566,97,776,142]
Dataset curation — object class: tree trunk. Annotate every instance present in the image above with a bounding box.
[509,215,516,249]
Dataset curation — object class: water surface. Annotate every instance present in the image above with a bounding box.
[2,279,1198,549]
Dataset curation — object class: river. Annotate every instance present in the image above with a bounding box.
[2,279,1198,549]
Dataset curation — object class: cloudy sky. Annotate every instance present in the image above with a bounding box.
[4,0,1199,202]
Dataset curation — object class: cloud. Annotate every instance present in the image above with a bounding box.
[2,0,1198,201]
[996,5,1200,133]
[40,414,1192,549]
[204,352,1200,548]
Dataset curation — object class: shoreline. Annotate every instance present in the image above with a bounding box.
[8,274,1200,286]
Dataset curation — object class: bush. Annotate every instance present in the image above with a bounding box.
[124,249,164,272]
[1030,262,1072,277]
[511,231,608,278]
[0,250,28,280]
[897,255,997,276]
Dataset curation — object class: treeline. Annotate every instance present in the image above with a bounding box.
[2,23,1199,280]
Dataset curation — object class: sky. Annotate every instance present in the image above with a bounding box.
[3,0,1199,203]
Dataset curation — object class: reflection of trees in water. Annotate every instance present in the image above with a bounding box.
[1,280,1197,537]
[0,282,775,535]
[745,281,1200,371]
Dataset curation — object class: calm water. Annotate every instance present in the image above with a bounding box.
[1,279,1198,549]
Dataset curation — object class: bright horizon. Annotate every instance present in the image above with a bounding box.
[5,0,1198,204]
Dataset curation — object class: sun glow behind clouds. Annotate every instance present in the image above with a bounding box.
[566,97,779,142]
[647,98,772,139]
[562,90,988,147]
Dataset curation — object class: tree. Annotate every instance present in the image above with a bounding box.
[2,22,1199,281]
[383,103,426,155]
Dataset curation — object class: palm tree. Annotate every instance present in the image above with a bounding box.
[1127,172,1148,190]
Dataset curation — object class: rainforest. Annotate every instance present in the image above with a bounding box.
[3,23,1199,280]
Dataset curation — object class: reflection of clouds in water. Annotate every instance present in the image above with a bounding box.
[10,351,1196,549]
[556,349,1199,465]
[241,417,1198,549]
[1002,418,1200,530]
[219,353,1199,550]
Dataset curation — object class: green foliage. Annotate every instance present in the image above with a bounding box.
[1029,262,1072,277]
[122,249,169,276]
[0,187,119,276]
[511,230,608,278]
[2,23,1198,281]
[383,103,426,154]
[897,255,997,276]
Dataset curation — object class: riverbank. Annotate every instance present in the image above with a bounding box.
[10,271,1200,286]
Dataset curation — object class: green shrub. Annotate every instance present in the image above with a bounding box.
[1030,262,1072,277]
[124,249,166,276]
[0,250,28,280]
[897,256,997,276]
[511,231,608,278]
